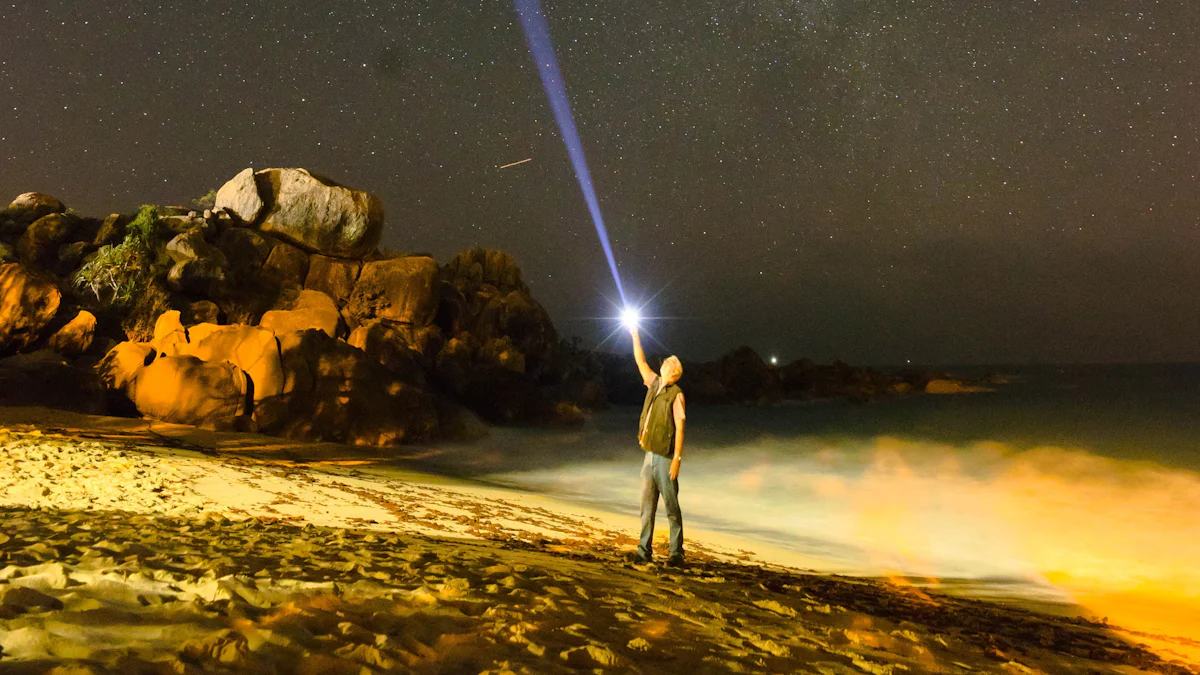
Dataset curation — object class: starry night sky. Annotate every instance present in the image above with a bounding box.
[2,1,1197,365]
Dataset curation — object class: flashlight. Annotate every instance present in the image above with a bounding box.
[620,307,641,330]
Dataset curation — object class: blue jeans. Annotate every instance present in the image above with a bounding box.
[638,452,684,560]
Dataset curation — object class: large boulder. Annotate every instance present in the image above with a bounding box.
[174,324,283,402]
[216,227,275,276]
[478,336,525,374]
[258,329,437,445]
[260,241,309,289]
[474,290,556,369]
[167,258,228,297]
[92,213,128,248]
[346,256,439,326]
[166,229,227,266]
[181,300,221,326]
[346,319,432,383]
[348,318,443,363]
[3,193,65,228]
[46,309,96,356]
[259,289,340,338]
[151,310,189,356]
[96,341,155,391]
[444,248,526,294]
[165,229,229,296]
[0,263,62,354]
[214,168,264,225]
[253,168,383,258]
[304,254,360,303]
[128,355,247,430]
[17,213,79,267]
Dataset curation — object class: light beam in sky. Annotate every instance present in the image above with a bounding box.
[515,0,627,304]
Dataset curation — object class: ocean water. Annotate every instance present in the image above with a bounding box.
[402,364,1200,639]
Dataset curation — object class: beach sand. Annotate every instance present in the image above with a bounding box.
[0,408,1196,674]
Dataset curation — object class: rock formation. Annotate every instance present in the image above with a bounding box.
[0,168,578,445]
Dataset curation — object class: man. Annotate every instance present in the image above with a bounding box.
[627,324,686,567]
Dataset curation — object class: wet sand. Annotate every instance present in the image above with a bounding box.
[0,408,1196,674]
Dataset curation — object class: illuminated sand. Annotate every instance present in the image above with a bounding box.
[0,413,1196,674]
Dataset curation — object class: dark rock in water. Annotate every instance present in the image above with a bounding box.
[347,255,439,326]
[128,355,248,430]
[17,212,79,267]
[253,168,384,259]
[0,349,107,414]
[260,240,309,289]
[259,289,340,338]
[0,263,61,354]
[214,167,264,225]
[717,346,778,403]
[304,254,361,304]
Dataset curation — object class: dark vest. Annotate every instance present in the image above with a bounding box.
[639,375,682,457]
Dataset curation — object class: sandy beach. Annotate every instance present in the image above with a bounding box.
[0,408,1196,674]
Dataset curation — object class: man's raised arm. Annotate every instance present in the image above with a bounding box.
[630,326,656,387]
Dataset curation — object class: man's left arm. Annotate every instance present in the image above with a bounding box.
[671,393,686,480]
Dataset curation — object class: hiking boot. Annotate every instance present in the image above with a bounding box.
[665,555,685,568]
[625,552,651,564]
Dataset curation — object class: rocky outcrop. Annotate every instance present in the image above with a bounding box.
[259,329,437,445]
[128,356,248,431]
[304,255,360,304]
[259,289,340,338]
[214,168,264,225]
[346,255,439,327]
[0,263,62,354]
[46,309,96,357]
[261,241,309,289]
[2,193,65,230]
[18,213,79,267]
[0,175,588,444]
[248,168,384,258]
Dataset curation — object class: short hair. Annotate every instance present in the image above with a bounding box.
[662,355,683,377]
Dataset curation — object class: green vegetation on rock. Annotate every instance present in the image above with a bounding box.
[72,205,163,308]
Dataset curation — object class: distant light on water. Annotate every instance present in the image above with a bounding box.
[515,0,627,304]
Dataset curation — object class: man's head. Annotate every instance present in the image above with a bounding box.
[660,355,683,385]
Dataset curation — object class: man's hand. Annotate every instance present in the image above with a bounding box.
[670,456,681,480]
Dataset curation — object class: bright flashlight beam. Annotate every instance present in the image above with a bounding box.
[515,0,626,304]
[620,307,641,329]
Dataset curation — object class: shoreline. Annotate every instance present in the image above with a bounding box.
[0,407,1197,673]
